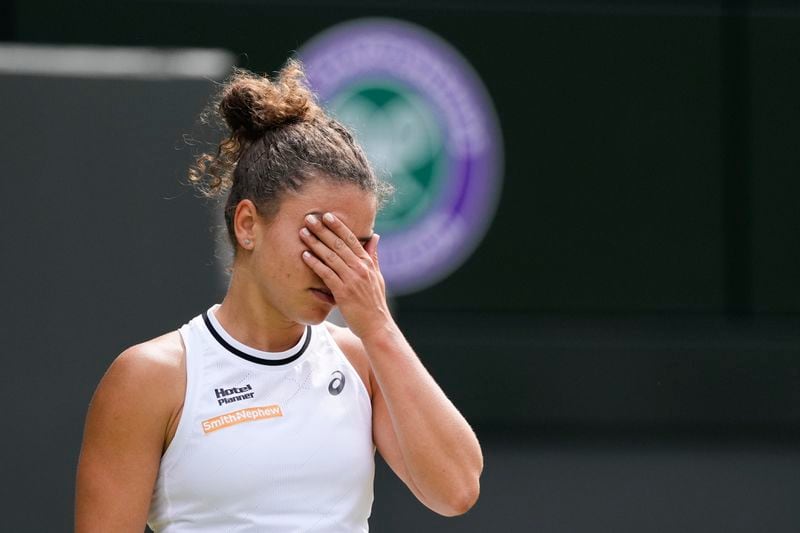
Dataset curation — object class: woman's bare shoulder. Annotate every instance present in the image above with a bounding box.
[85,330,186,450]
[118,330,185,372]
[76,329,186,531]
[97,330,186,413]
[325,322,364,354]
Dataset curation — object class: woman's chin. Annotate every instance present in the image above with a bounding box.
[297,304,334,326]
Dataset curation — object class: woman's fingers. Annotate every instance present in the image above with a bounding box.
[300,226,349,276]
[364,233,380,267]
[303,214,358,269]
[302,214,388,338]
[301,250,342,291]
[322,213,370,258]
[301,213,384,301]
[308,213,372,265]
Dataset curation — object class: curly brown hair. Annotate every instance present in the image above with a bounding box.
[188,58,392,249]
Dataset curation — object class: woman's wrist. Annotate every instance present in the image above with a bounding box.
[357,316,402,351]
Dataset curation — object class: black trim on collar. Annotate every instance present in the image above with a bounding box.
[202,311,311,366]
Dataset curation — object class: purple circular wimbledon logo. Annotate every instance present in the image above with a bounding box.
[299,18,503,295]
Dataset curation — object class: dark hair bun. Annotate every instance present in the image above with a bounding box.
[218,59,319,139]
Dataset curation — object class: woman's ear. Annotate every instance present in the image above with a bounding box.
[233,199,258,250]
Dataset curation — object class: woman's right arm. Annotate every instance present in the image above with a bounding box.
[75,333,184,533]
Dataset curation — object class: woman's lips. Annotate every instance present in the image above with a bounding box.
[310,288,336,305]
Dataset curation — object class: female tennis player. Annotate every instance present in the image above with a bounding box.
[75,59,483,532]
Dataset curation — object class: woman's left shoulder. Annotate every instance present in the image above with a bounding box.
[324,322,372,398]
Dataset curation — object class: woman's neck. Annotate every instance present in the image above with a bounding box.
[214,268,306,352]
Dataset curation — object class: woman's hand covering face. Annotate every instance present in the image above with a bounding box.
[300,212,390,339]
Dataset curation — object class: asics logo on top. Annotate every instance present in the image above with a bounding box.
[328,371,345,396]
[214,384,255,406]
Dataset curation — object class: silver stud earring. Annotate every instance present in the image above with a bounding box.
[244,239,252,246]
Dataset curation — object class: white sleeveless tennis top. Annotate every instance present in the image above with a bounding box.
[147,305,375,532]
